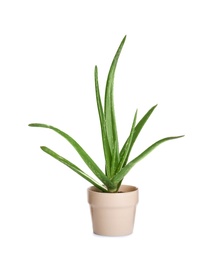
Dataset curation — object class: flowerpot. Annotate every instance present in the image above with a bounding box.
[87,185,139,236]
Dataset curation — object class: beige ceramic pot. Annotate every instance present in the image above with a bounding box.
[87,185,139,236]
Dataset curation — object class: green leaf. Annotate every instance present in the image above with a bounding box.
[112,135,185,184]
[28,123,115,190]
[120,104,158,166]
[94,66,111,177]
[117,109,138,173]
[41,146,107,192]
[110,140,118,177]
[104,35,126,163]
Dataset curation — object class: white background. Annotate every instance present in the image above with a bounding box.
[0,0,210,259]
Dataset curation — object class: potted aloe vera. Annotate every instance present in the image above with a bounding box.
[29,35,184,236]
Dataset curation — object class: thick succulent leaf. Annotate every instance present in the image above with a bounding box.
[41,146,107,192]
[116,110,138,173]
[112,135,184,184]
[104,35,126,162]
[28,123,115,190]
[110,140,118,177]
[94,66,111,177]
[120,104,158,166]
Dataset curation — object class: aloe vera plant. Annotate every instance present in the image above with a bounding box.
[29,36,184,193]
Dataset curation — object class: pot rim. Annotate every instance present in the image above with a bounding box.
[88,184,138,194]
